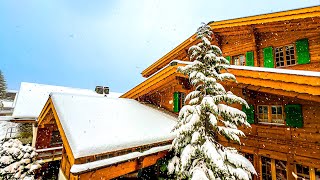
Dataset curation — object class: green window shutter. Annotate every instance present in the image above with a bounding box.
[173,92,180,113]
[246,51,254,66]
[263,47,274,68]
[225,56,231,64]
[296,39,310,64]
[242,104,255,124]
[285,104,303,128]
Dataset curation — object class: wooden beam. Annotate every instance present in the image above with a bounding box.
[49,101,76,166]
[250,25,260,67]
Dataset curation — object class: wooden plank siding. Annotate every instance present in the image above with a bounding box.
[141,7,320,77]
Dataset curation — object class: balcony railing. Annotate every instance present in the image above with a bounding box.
[36,146,63,162]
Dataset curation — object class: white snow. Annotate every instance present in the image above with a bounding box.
[230,65,320,77]
[163,60,320,77]
[12,82,122,119]
[50,93,176,159]
[35,146,62,152]
[70,144,171,173]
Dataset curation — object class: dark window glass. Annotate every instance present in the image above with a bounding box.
[261,157,272,180]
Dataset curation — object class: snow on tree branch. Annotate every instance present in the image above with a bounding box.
[0,139,42,180]
[169,23,256,180]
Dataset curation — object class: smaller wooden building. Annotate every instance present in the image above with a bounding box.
[36,93,177,179]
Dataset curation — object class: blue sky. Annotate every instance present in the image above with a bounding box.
[0,0,319,93]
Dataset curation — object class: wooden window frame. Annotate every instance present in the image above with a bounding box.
[257,105,285,125]
[274,44,297,67]
[260,157,288,180]
[257,105,269,123]
[232,54,246,66]
[294,164,319,180]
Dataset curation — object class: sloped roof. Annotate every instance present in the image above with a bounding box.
[50,93,176,159]
[141,6,320,78]
[12,82,98,119]
[122,61,320,102]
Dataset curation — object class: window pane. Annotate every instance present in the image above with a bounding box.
[261,157,272,180]
[272,106,277,114]
[275,160,287,180]
[285,45,296,66]
[315,168,320,180]
[271,106,284,124]
[296,164,310,180]
[277,107,282,114]
[240,55,245,66]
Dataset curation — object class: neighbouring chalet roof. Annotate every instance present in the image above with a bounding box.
[141,6,320,78]
[49,93,176,159]
[12,82,122,121]
[121,61,320,102]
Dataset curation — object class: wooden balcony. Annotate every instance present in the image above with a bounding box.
[36,146,63,163]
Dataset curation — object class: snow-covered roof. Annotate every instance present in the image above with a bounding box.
[104,92,123,98]
[12,82,98,119]
[50,93,176,159]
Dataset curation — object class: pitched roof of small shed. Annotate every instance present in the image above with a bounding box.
[50,93,176,159]
[12,82,122,119]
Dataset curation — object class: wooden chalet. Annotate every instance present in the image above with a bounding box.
[121,6,320,180]
[35,93,176,180]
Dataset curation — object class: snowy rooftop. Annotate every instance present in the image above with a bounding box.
[50,93,176,159]
[12,82,122,119]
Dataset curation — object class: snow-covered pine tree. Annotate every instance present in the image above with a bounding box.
[0,139,42,180]
[0,70,7,99]
[168,23,256,180]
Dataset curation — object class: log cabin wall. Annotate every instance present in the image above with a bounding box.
[220,85,320,180]
[257,17,320,70]
[143,78,192,112]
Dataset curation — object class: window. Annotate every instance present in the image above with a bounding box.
[275,159,287,179]
[244,153,254,164]
[232,54,245,66]
[296,164,310,179]
[258,105,284,124]
[258,105,269,122]
[50,131,62,146]
[316,168,320,179]
[294,165,320,180]
[262,157,287,180]
[271,106,283,124]
[261,157,272,180]
[275,45,296,67]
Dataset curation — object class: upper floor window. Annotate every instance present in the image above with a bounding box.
[275,45,296,67]
[232,54,245,66]
[271,106,283,124]
[50,130,62,146]
[258,105,284,124]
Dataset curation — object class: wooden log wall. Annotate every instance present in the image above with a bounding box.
[220,86,320,180]
[143,78,192,112]
[257,17,320,70]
